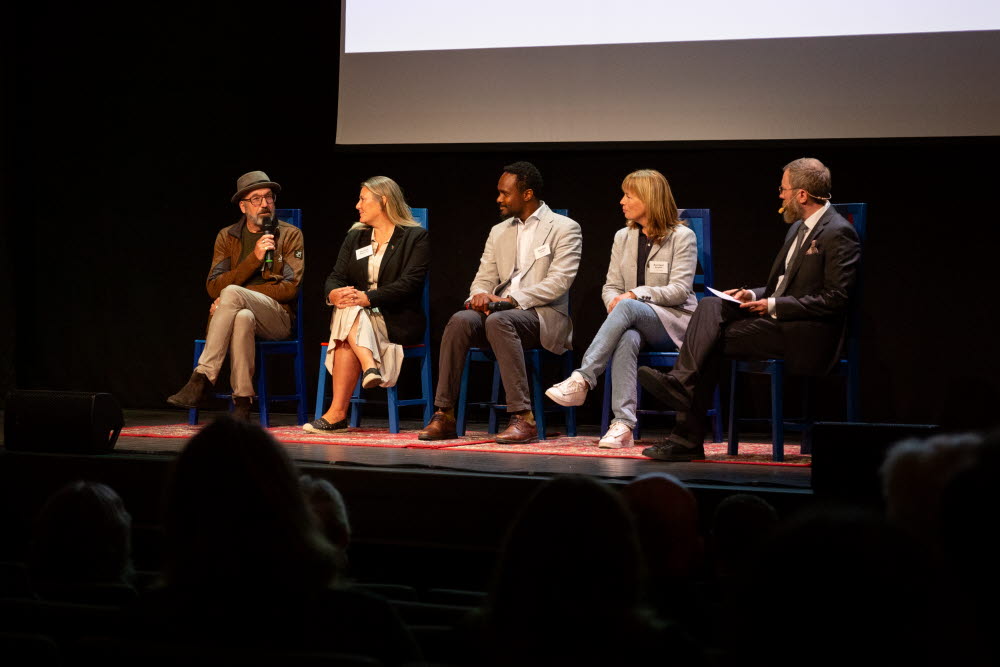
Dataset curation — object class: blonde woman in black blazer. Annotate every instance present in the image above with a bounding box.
[304,176,430,432]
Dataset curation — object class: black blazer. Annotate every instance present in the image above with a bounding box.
[324,225,430,346]
[753,206,861,375]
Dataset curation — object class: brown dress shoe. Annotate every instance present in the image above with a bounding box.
[418,411,457,441]
[496,414,537,444]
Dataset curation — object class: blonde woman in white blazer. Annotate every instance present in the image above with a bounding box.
[546,170,697,448]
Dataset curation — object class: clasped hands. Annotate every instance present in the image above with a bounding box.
[468,293,513,315]
[607,291,637,313]
[726,288,768,316]
[329,286,371,309]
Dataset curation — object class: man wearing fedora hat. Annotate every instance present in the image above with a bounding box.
[167,170,304,421]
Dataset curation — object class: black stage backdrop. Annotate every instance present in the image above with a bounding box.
[5,5,999,430]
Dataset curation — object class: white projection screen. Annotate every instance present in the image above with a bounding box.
[337,0,1000,144]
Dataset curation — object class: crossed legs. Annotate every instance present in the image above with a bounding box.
[196,285,291,397]
[647,296,784,446]
[318,313,377,424]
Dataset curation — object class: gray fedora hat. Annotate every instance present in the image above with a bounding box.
[231,170,282,203]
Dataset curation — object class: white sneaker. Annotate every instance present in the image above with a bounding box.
[545,371,590,407]
[599,421,634,449]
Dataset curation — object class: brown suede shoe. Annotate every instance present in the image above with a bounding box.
[496,414,537,444]
[166,370,214,409]
[418,411,457,441]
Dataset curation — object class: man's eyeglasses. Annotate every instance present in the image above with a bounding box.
[777,186,801,195]
[242,193,275,206]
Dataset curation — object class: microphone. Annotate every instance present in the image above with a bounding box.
[260,215,276,265]
[778,206,785,214]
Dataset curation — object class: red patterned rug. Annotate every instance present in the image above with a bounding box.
[119,424,809,466]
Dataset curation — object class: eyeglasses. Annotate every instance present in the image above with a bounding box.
[242,193,275,206]
[777,186,801,195]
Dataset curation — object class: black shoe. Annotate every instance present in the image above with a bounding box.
[303,417,349,433]
[232,396,252,422]
[361,367,383,389]
[642,440,705,462]
[637,367,691,411]
[167,371,215,409]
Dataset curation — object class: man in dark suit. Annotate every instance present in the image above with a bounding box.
[638,157,861,461]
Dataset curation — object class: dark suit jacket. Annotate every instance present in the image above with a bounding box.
[751,206,861,374]
[323,225,430,346]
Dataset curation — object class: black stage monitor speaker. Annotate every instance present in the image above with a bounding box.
[811,421,939,505]
[3,390,124,454]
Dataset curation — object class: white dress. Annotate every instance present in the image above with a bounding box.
[324,241,403,387]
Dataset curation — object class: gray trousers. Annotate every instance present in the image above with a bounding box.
[435,308,541,413]
[196,285,291,397]
[575,299,675,428]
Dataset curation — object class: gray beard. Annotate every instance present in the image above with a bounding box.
[782,200,802,224]
[247,209,273,229]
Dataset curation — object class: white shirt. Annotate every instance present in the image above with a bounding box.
[500,206,543,301]
[768,201,830,317]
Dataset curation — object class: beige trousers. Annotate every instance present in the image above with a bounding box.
[196,285,291,397]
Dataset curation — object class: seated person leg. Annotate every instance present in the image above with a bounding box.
[167,285,286,409]
[485,309,542,444]
[548,299,654,407]
[344,312,381,389]
[643,315,782,462]
[228,308,257,420]
[639,296,744,411]
[222,286,291,421]
[419,309,488,440]
[306,340,360,433]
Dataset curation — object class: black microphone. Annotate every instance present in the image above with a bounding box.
[260,215,277,265]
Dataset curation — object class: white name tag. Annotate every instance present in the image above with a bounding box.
[356,245,374,260]
[533,244,551,260]
[648,260,669,273]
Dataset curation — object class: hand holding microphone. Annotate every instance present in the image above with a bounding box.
[259,215,277,265]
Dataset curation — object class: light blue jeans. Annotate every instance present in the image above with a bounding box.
[576,299,675,429]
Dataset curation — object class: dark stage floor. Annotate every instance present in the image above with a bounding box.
[113,409,811,492]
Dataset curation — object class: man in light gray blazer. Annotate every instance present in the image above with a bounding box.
[418,162,582,444]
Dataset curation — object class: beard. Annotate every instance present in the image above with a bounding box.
[248,207,273,227]
[781,197,803,224]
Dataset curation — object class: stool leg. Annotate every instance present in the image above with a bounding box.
[456,353,471,436]
[770,369,784,462]
[711,386,723,443]
[350,377,362,428]
[487,361,501,435]
[188,340,205,426]
[801,379,813,455]
[315,344,329,420]
[294,342,307,425]
[257,348,270,428]
[387,386,400,433]
[528,351,546,440]
[727,362,739,455]
[420,350,434,425]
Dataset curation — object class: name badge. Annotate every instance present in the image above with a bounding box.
[356,245,374,260]
[533,244,551,260]
[648,260,669,273]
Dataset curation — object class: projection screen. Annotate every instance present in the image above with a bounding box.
[337,0,1000,144]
